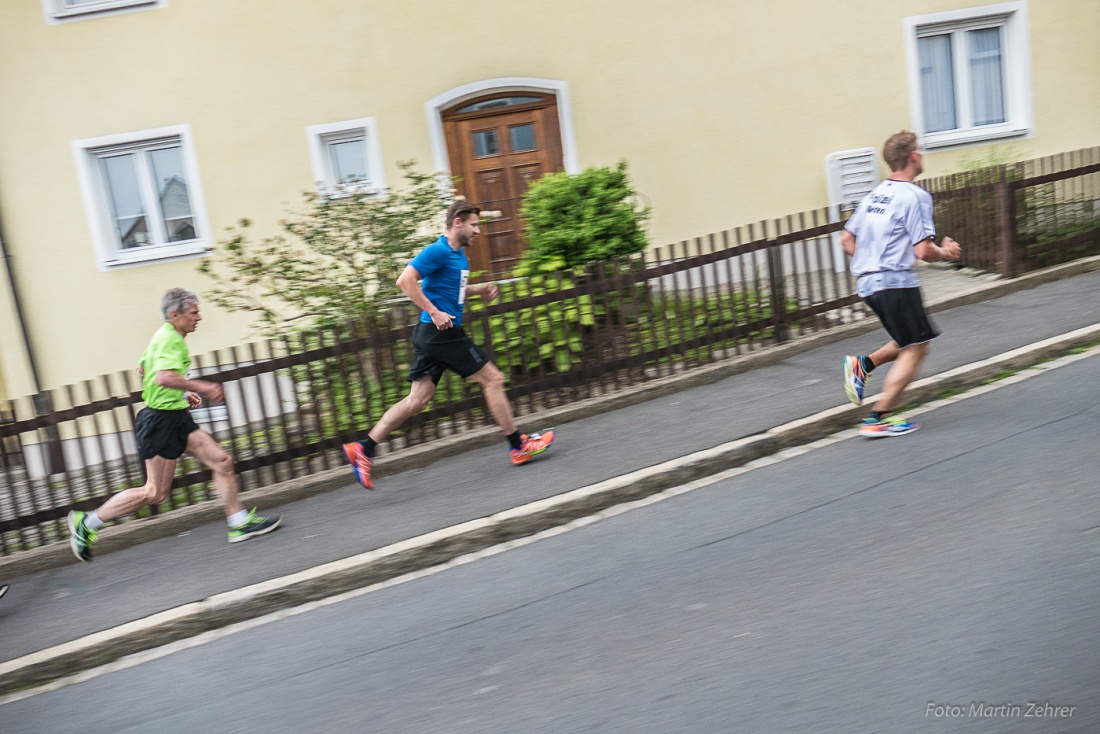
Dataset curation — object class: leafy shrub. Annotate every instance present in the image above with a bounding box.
[515,160,649,275]
[198,161,450,336]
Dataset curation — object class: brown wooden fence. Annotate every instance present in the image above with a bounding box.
[924,146,1100,276]
[2,146,1098,555]
[0,212,863,555]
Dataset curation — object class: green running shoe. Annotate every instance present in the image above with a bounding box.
[228,509,282,543]
[859,415,920,438]
[67,510,98,562]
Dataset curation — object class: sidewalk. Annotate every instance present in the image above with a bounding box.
[1,259,1099,688]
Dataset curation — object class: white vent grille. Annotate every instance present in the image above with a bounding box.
[825,148,878,212]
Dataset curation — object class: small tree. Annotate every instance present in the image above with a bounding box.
[197,161,451,335]
[515,160,649,275]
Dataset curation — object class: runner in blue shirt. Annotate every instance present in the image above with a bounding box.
[343,200,555,489]
[841,131,962,437]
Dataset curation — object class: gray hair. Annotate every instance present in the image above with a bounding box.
[161,287,198,320]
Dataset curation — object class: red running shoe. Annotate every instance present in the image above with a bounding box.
[343,441,374,489]
[511,430,556,466]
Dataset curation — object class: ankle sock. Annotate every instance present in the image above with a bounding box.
[84,511,104,531]
[506,431,523,451]
[870,411,886,422]
[361,436,378,457]
[227,509,249,528]
[860,355,875,373]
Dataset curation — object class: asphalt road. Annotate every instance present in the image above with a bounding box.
[3,270,1099,665]
[4,350,1097,733]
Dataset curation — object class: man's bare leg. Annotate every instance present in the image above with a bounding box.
[68,456,175,561]
[467,362,517,435]
[873,341,929,414]
[869,341,901,370]
[183,428,282,539]
[94,456,177,522]
[185,429,245,517]
[367,376,438,444]
[343,377,437,489]
[468,362,554,464]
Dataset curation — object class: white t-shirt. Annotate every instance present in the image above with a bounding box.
[845,179,936,295]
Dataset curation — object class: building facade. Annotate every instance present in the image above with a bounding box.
[1,0,1097,399]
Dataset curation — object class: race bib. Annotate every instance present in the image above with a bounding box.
[458,269,469,305]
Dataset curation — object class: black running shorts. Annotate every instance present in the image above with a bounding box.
[135,407,200,461]
[407,323,490,383]
[863,287,940,349]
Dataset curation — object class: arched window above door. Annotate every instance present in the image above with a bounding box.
[456,96,542,113]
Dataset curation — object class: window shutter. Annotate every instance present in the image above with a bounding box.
[825,148,878,212]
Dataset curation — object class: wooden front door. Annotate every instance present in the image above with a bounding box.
[442,93,564,278]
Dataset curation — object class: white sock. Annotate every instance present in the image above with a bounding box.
[227,509,250,528]
[84,512,105,531]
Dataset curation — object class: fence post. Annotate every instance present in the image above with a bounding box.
[996,169,1019,278]
[764,222,789,344]
[32,391,66,475]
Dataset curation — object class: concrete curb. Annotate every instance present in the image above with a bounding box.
[1,254,1097,580]
[2,322,1098,695]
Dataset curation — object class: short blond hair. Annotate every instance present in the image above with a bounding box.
[883,131,920,172]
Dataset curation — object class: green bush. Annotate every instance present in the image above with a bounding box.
[467,274,596,375]
[515,160,649,275]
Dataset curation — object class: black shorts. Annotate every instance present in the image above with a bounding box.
[135,407,199,461]
[864,287,940,349]
[407,323,490,383]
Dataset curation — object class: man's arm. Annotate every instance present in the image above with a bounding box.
[466,282,499,302]
[914,236,962,263]
[840,229,857,257]
[155,370,224,404]
[396,264,456,329]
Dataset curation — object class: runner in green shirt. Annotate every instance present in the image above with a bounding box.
[68,288,281,561]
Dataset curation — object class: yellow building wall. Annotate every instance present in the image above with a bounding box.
[0,0,1096,396]
[0,258,34,404]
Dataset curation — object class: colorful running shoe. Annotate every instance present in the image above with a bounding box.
[343,441,374,490]
[67,510,97,562]
[511,430,556,466]
[843,355,869,406]
[228,509,282,543]
[859,416,920,438]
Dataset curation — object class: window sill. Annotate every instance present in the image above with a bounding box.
[923,126,1030,149]
[50,0,157,17]
[320,183,386,199]
[46,0,163,24]
[101,242,208,269]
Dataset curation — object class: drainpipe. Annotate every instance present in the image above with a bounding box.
[0,207,43,396]
[0,206,64,472]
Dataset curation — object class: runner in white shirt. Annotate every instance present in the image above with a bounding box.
[840,131,962,437]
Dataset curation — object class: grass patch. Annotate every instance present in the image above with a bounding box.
[982,369,1019,385]
[1065,337,1100,356]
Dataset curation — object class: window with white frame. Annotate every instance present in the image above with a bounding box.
[905,2,1032,148]
[306,118,387,196]
[42,0,164,24]
[72,125,210,269]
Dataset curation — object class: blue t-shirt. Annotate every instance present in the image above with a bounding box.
[408,236,470,326]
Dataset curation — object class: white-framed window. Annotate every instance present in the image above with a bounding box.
[305,118,387,196]
[904,2,1032,149]
[72,125,210,270]
[42,0,165,25]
